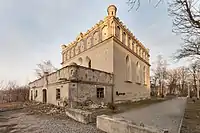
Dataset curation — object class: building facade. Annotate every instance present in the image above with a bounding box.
[29,5,150,107]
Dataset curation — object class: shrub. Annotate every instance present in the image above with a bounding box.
[107,102,117,111]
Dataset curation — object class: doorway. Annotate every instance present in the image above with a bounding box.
[30,90,33,101]
[42,89,47,103]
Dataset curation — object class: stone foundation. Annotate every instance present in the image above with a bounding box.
[66,108,93,124]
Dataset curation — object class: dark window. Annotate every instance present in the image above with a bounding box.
[97,88,104,98]
[56,89,60,100]
[35,90,38,98]
[31,90,33,101]
[88,60,91,68]
[117,26,120,30]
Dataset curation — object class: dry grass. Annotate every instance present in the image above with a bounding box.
[0,102,22,109]
[181,98,200,133]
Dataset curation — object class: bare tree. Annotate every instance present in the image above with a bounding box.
[178,67,189,94]
[127,0,164,11]
[188,60,200,97]
[0,80,29,103]
[175,36,200,60]
[128,0,200,36]
[169,0,200,36]
[35,60,57,78]
[151,55,168,96]
[166,69,179,94]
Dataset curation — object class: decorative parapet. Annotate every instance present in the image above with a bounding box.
[29,65,114,89]
[114,16,149,56]
[61,5,150,65]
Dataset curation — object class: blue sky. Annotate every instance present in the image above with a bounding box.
[0,0,186,85]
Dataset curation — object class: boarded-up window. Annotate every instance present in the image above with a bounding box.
[122,32,126,45]
[75,44,79,55]
[93,31,99,45]
[116,26,120,40]
[80,41,85,52]
[87,37,92,49]
[102,25,108,41]
[56,89,60,100]
[71,48,74,57]
[97,88,104,98]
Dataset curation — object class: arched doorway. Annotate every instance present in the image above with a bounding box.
[42,89,47,103]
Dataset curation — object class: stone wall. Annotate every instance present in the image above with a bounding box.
[29,65,114,107]
[70,83,112,106]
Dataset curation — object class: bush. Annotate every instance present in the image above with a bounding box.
[107,102,117,111]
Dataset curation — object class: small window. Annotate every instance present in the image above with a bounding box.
[97,88,104,98]
[56,89,60,100]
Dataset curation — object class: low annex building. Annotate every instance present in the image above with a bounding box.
[29,5,151,107]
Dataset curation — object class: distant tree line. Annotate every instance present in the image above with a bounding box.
[151,55,200,98]
[0,81,29,103]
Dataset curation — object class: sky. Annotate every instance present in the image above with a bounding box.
[0,0,187,85]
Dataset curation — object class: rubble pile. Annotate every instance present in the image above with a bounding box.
[22,102,67,117]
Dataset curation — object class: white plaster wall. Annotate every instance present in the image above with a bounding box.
[47,83,69,106]
[113,40,150,102]
[62,38,114,73]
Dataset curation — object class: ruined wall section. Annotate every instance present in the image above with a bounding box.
[29,65,113,106]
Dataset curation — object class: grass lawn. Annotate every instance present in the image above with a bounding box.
[181,98,200,133]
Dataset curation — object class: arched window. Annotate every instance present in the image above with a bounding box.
[93,31,99,45]
[78,57,83,65]
[136,62,140,83]
[116,26,120,39]
[122,32,126,45]
[80,41,85,52]
[128,37,131,48]
[71,48,74,57]
[143,66,146,85]
[86,56,92,68]
[87,37,92,49]
[102,25,108,41]
[126,55,132,82]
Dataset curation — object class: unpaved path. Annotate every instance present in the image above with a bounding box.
[114,97,187,133]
